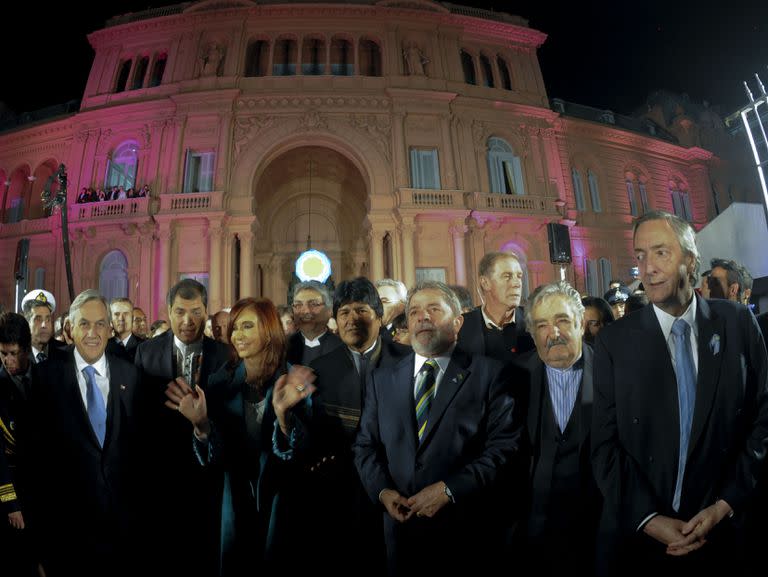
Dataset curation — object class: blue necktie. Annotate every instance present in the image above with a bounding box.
[83,365,107,447]
[671,318,696,512]
[415,359,439,443]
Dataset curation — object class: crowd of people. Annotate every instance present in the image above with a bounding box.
[75,184,151,204]
[1,209,767,576]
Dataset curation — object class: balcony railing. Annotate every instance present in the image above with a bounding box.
[398,189,465,209]
[0,215,57,238]
[159,191,224,213]
[70,197,150,222]
[469,192,558,214]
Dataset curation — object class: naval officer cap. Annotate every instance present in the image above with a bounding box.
[21,289,56,313]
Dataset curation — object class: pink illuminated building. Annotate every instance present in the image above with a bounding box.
[0,0,759,319]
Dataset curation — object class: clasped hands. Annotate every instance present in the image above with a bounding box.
[380,482,451,523]
[643,500,732,556]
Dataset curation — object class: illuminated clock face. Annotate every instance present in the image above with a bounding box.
[295,249,332,283]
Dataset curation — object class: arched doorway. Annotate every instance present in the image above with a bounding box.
[254,146,368,303]
[99,250,129,301]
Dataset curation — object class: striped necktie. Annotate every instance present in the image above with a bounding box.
[414,359,439,443]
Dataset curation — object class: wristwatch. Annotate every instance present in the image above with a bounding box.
[443,483,455,503]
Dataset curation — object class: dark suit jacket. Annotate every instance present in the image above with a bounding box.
[457,306,535,361]
[353,347,520,572]
[591,296,768,572]
[515,345,601,569]
[286,330,343,365]
[133,331,229,577]
[28,351,140,574]
[106,333,144,363]
[757,312,768,341]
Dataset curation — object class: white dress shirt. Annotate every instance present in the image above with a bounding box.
[73,348,110,411]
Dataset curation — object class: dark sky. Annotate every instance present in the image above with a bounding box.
[3,0,766,117]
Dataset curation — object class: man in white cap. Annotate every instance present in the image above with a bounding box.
[21,290,67,364]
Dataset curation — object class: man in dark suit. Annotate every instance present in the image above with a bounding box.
[354,281,520,575]
[515,281,601,573]
[0,312,38,576]
[105,297,144,362]
[28,290,141,576]
[286,280,342,365]
[297,277,411,573]
[21,289,67,364]
[457,251,534,363]
[133,279,229,577]
[591,211,768,575]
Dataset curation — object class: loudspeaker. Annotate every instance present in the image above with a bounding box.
[14,238,30,281]
[547,223,572,264]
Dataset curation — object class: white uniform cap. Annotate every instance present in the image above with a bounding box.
[21,289,56,313]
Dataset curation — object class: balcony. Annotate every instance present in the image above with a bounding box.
[397,189,466,210]
[469,192,559,215]
[0,215,57,238]
[158,191,224,214]
[69,197,150,223]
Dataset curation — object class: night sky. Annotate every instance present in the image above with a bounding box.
[3,0,766,118]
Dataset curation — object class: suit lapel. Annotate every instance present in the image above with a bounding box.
[525,355,544,451]
[578,344,594,449]
[392,353,418,451]
[689,297,725,456]
[418,348,472,451]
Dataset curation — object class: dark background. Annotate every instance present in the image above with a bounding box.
[2,0,766,116]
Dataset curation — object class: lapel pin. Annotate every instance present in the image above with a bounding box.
[120,384,127,391]
[709,334,720,356]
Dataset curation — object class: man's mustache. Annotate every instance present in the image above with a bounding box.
[546,336,568,349]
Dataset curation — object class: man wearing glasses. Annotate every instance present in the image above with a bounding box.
[287,280,343,365]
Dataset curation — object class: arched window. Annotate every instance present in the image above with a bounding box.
[670,181,692,221]
[132,56,149,90]
[358,39,382,76]
[487,137,525,195]
[115,59,132,93]
[497,56,512,90]
[625,173,649,216]
[460,50,476,85]
[587,169,602,212]
[149,54,167,87]
[245,40,269,77]
[301,37,326,75]
[584,258,611,296]
[105,141,139,190]
[330,36,353,75]
[4,172,26,223]
[273,37,297,76]
[479,54,494,88]
[99,250,129,302]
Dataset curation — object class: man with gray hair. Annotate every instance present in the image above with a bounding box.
[354,280,520,574]
[515,281,601,573]
[28,289,141,573]
[287,280,342,365]
[106,297,145,362]
[592,210,768,574]
[375,279,408,332]
[458,251,534,364]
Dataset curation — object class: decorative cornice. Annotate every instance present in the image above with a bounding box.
[233,115,275,161]
[236,95,390,110]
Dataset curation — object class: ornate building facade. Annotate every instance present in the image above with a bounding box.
[0,0,758,319]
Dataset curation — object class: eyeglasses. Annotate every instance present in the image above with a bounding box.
[292,300,324,310]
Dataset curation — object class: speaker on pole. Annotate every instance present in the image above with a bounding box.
[14,238,30,281]
[547,223,572,264]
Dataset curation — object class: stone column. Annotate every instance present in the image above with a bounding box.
[450,221,468,286]
[392,112,409,188]
[155,222,173,321]
[369,228,385,282]
[138,226,154,313]
[239,231,255,298]
[208,222,223,312]
[465,216,486,298]
[400,218,416,288]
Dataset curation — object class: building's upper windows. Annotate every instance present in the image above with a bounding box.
[670,183,692,221]
[105,141,139,190]
[149,54,167,87]
[183,150,216,193]
[132,56,149,90]
[479,54,494,88]
[115,60,132,93]
[302,37,326,75]
[359,38,382,76]
[488,137,525,195]
[625,173,649,216]
[572,168,586,211]
[330,36,353,76]
[460,50,476,85]
[585,257,612,297]
[245,40,269,77]
[587,169,602,212]
[409,148,441,190]
[497,56,512,90]
[273,37,297,76]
